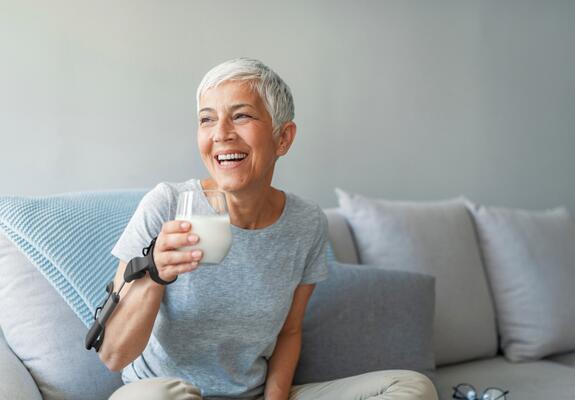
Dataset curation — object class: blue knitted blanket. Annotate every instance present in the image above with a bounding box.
[0,191,145,328]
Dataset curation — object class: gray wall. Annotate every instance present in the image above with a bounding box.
[1,0,574,210]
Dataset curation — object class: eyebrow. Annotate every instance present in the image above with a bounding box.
[198,104,255,114]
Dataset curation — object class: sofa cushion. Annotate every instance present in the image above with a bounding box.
[546,351,575,368]
[467,203,575,361]
[0,191,145,327]
[336,188,498,366]
[0,329,43,400]
[0,233,123,400]
[294,262,436,384]
[435,356,575,400]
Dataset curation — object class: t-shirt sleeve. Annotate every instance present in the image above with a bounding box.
[300,208,329,285]
[111,183,172,263]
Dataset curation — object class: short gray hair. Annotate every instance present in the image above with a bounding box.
[196,58,294,137]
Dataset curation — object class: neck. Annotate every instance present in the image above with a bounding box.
[200,179,285,230]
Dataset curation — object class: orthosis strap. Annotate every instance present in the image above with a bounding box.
[125,237,176,285]
[85,236,176,352]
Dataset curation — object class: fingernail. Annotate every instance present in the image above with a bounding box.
[192,250,202,258]
[188,235,198,243]
[181,222,190,229]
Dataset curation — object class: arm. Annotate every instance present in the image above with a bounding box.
[264,283,316,400]
[98,221,202,371]
[97,260,166,371]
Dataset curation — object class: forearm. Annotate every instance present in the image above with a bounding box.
[265,330,301,400]
[98,276,165,371]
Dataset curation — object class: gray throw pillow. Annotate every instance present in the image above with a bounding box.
[293,262,435,384]
[0,234,123,400]
[336,188,498,366]
[467,202,575,361]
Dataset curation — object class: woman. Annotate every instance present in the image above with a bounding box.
[103,58,437,400]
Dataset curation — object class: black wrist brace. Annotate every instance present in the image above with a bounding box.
[124,237,177,286]
[85,236,176,352]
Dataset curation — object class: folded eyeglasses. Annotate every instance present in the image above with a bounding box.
[452,383,509,400]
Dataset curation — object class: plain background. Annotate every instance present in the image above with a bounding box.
[1,0,573,210]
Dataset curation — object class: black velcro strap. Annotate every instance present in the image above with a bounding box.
[143,237,177,285]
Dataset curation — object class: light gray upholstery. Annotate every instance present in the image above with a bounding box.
[0,234,123,400]
[323,208,359,264]
[0,330,42,400]
[435,356,575,400]
[546,351,575,368]
[2,200,575,400]
[467,202,575,361]
[294,264,435,384]
[335,189,498,366]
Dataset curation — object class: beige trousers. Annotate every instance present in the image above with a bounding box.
[109,370,438,400]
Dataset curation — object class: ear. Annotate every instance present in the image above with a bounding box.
[275,121,297,157]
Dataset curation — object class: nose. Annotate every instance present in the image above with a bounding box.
[212,119,236,143]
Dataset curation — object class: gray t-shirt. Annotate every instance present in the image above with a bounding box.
[111,179,328,399]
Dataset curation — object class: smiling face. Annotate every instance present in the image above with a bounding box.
[197,80,294,194]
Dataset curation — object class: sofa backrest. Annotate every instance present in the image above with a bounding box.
[323,208,359,264]
[327,197,499,366]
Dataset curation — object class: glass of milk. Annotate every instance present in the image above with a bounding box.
[175,190,232,265]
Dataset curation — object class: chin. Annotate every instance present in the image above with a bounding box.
[212,175,248,193]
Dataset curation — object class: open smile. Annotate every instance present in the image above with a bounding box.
[214,152,249,170]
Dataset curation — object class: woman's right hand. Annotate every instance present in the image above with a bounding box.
[152,221,203,282]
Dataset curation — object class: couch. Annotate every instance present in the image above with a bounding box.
[1,188,575,400]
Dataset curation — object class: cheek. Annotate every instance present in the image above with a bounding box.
[197,133,211,154]
[242,131,277,155]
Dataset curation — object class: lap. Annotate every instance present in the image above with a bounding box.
[109,370,437,400]
[289,370,438,400]
[109,377,202,400]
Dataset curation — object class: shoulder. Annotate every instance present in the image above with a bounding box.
[154,178,199,196]
[286,193,327,233]
[112,179,199,261]
[143,179,199,205]
[133,179,200,221]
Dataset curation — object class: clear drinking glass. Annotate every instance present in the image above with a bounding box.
[175,190,232,265]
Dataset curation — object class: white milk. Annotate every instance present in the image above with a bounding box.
[176,214,232,264]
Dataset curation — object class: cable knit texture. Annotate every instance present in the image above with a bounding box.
[0,190,145,327]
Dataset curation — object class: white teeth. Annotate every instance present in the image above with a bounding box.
[217,153,247,161]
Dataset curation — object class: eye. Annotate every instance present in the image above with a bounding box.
[233,113,252,121]
[199,117,213,125]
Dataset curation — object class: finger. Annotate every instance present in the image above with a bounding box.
[157,262,198,282]
[163,249,203,265]
[172,262,200,275]
[158,232,199,251]
[189,249,203,262]
[161,220,192,235]
[156,250,195,267]
[162,262,199,278]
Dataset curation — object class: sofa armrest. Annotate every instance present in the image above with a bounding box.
[0,330,42,400]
